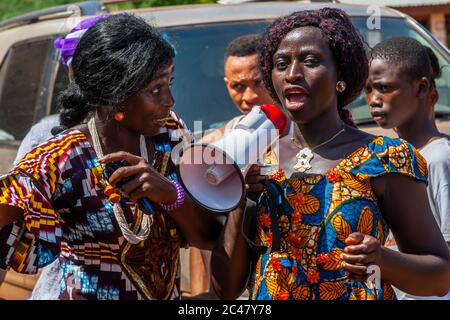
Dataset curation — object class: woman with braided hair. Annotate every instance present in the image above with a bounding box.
[211,8,450,300]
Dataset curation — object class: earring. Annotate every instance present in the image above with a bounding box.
[336,81,346,93]
[114,111,125,121]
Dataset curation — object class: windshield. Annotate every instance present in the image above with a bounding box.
[162,17,450,131]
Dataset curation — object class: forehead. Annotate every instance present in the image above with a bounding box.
[368,58,404,80]
[152,61,175,80]
[276,26,330,53]
[225,54,260,78]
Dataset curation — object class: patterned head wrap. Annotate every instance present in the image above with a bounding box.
[54,14,110,66]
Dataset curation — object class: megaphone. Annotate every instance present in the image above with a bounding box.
[176,104,287,213]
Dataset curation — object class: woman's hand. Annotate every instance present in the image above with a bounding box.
[341,232,383,282]
[245,164,268,193]
[100,151,176,204]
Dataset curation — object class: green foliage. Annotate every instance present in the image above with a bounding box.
[0,0,216,22]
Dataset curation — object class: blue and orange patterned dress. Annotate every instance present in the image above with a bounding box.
[249,136,428,300]
[0,112,192,300]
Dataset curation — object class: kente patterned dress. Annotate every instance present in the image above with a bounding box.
[0,112,193,300]
[249,136,428,300]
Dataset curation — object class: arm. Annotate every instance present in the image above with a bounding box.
[168,194,224,250]
[0,268,5,284]
[210,204,252,299]
[210,165,264,299]
[100,152,223,250]
[199,125,226,145]
[0,204,23,228]
[342,174,450,296]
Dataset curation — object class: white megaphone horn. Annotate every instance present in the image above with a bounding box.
[176,104,287,213]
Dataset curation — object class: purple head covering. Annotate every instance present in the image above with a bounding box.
[54,14,110,66]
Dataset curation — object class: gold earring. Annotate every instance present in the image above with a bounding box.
[336,81,346,93]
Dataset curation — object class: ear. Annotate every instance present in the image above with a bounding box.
[416,77,431,99]
[68,64,74,81]
[429,87,439,105]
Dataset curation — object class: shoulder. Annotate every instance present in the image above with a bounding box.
[164,111,188,130]
[421,138,450,166]
[347,136,427,184]
[421,138,450,179]
[15,129,91,170]
[160,111,194,144]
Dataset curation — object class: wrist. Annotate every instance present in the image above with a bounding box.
[159,180,186,212]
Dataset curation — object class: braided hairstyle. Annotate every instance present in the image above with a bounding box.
[259,8,369,127]
[57,14,175,128]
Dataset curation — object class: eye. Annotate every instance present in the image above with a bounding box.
[169,77,175,87]
[378,84,390,93]
[274,59,288,71]
[231,83,244,91]
[152,87,160,94]
[364,85,372,94]
[304,57,318,65]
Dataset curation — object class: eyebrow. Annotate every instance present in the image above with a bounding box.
[274,48,324,60]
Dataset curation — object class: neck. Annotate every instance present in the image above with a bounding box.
[396,107,441,149]
[293,106,344,148]
[94,113,142,156]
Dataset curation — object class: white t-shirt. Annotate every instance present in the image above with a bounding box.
[421,137,450,242]
[386,137,450,300]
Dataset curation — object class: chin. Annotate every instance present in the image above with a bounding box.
[375,120,394,130]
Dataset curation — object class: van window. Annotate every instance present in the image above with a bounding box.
[0,37,54,140]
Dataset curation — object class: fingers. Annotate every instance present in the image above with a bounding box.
[342,234,381,282]
[344,232,365,245]
[341,251,378,265]
[245,183,265,193]
[247,164,262,175]
[342,261,368,278]
[119,175,145,196]
[245,174,268,184]
[128,182,154,202]
[109,163,149,187]
[344,239,380,256]
[99,151,142,166]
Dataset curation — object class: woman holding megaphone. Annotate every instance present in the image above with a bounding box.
[211,8,450,300]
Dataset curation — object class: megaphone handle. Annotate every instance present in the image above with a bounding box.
[138,198,156,215]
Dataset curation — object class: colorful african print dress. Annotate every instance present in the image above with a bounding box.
[0,112,192,300]
[249,136,428,300]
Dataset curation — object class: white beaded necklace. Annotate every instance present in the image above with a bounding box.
[88,117,152,244]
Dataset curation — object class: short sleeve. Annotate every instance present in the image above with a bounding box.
[0,132,84,274]
[355,136,428,184]
[166,111,195,145]
[427,150,450,242]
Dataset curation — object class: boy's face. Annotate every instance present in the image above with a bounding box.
[364,58,421,129]
[224,54,275,114]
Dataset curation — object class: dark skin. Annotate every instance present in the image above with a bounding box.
[365,58,450,247]
[211,27,450,299]
[0,61,223,251]
[365,58,443,149]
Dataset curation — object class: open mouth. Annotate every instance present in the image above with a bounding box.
[284,87,309,111]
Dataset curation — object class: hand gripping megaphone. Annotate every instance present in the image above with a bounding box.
[176,104,287,213]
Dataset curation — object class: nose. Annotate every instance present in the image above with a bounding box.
[242,87,259,104]
[366,90,382,109]
[163,88,175,109]
[285,60,304,84]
